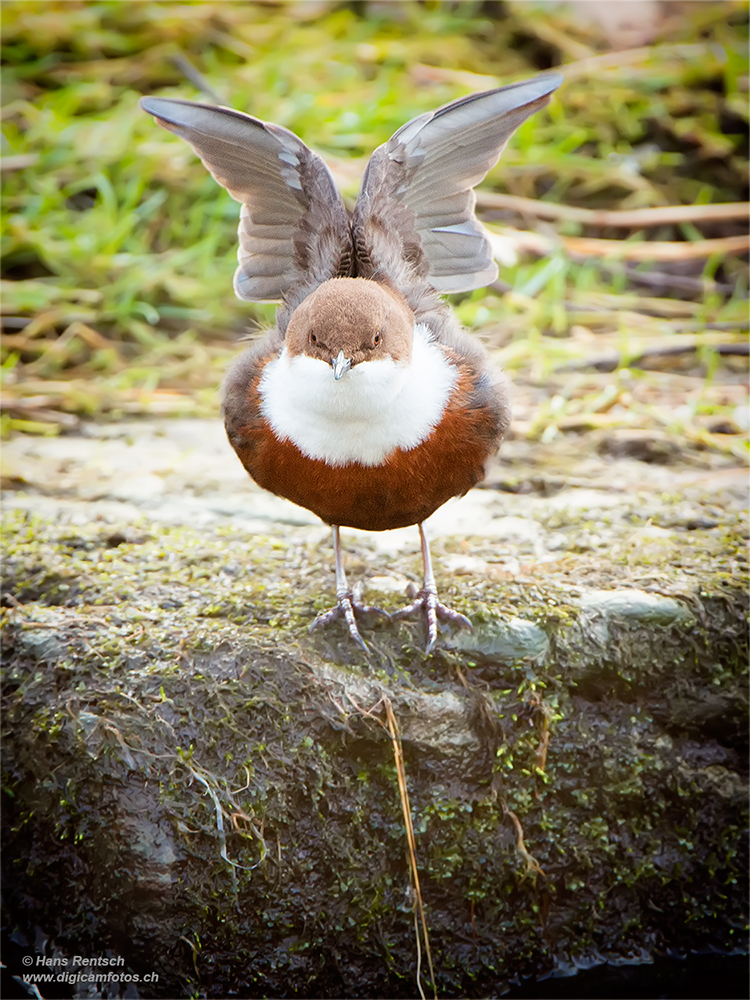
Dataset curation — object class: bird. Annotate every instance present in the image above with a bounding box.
[140,72,563,654]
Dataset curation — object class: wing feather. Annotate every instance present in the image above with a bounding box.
[352,74,563,295]
[139,97,352,308]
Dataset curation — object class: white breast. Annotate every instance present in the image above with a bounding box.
[258,323,458,467]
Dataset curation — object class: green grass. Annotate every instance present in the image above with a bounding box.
[1,0,748,456]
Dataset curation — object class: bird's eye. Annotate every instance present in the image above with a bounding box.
[374,331,381,346]
[310,333,317,344]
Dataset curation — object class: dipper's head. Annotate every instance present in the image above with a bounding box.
[285,277,414,379]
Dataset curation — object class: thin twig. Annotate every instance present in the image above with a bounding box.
[414,908,424,1000]
[489,227,750,261]
[561,42,712,78]
[170,52,224,104]
[563,233,750,261]
[343,690,437,996]
[602,263,734,297]
[558,339,750,373]
[383,698,437,1000]
[188,764,265,871]
[502,803,544,878]
[477,193,750,228]
[0,153,39,172]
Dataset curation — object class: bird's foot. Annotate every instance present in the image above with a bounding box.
[309,583,389,652]
[392,585,473,655]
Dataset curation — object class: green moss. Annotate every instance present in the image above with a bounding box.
[2,490,748,996]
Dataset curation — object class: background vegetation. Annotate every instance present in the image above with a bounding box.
[1,0,748,464]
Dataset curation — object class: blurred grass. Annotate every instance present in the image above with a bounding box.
[1,0,748,460]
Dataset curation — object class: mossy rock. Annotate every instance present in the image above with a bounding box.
[1,498,747,998]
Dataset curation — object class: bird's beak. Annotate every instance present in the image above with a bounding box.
[331,350,352,380]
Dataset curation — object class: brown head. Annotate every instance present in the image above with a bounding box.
[285,277,415,379]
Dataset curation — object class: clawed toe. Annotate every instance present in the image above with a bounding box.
[309,527,391,651]
[309,587,390,652]
[349,582,391,621]
[309,524,472,655]
[392,587,473,654]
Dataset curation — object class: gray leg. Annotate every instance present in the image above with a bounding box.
[309,526,389,651]
[392,523,473,654]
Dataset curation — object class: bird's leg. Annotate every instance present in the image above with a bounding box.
[392,523,473,654]
[309,525,389,651]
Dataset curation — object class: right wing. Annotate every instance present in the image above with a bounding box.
[351,74,563,295]
[139,97,353,305]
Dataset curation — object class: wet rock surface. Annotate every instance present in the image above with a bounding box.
[1,419,748,998]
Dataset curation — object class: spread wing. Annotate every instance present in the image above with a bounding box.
[351,73,563,295]
[139,97,352,305]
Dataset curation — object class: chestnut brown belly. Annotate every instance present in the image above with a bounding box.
[231,405,498,532]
